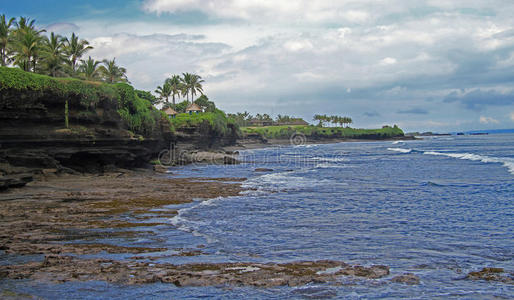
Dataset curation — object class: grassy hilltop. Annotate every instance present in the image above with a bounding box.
[242,125,404,140]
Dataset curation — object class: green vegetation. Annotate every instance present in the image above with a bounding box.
[0,66,166,135]
[0,15,127,82]
[155,72,204,108]
[242,125,404,139]
[114,83,164,135]
[170,109,238,137]
[313,114,352,127]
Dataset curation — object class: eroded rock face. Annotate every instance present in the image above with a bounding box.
[1,256,390,288]
[466,268,513,284]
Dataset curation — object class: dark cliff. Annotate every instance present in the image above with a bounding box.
[0,67,238,189]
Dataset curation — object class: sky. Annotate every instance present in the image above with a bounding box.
[3,0,514,132]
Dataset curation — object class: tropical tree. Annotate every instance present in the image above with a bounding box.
[181,72,204,103]
[313,114,324,127]
[12,28,45,72]
[40,32,67,77]
[194,94,216,112]
[64,33,93,75]
[155,81,172,105]
[166,75,183,107]
[100,58,128,83]
[136,90,159,105]
[11,17,45,72]
[78,56,101,80]
[0,14,15,66]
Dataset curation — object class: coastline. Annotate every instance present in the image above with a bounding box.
[224,135,417,151]
[0,168,397,288]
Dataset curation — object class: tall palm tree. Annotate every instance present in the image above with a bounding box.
[15,17,37,32]
[181,72,204,103]
[166,75,182,107]
[12,29,44,72]
[12,16,45,72]
[181,72,193,103]
[99,58,128,83]
[0,14,15,66]
[64,32,93,75]
[190,74,204,102]
[41,32,67,77]
[155,82,172,105]
[78,56,101,81]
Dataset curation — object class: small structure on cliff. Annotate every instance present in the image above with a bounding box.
[185,103,203,115]
[162,107,178,118]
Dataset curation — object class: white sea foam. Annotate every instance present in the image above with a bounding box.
[392,141,403,145]
[387,147,412,153]
[423,151,514,175]
[242,171,338,193]
[168,197,226,243]
[311,156,348,162]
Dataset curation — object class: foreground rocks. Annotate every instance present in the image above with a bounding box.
[466,268,513,284]
[1,256,389,287]
[0,170,243,256]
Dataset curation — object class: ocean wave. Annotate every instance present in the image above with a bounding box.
[242,171,338,192]
[387,147,412,153]
[423,151,514,175]
[168,198,226,243]
[315,163,352,169]
[310,156,348,162]
[392,141,404,145]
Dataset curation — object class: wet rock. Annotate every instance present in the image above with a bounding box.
[153,165,170,173]
[466,267,513,284]
[3,257,392,288]
[391,273,420,285]
[0,173,33,190]
[191,151,239,165]
[254,168,274,172]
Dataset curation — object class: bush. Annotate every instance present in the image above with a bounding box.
[170,109,239,137]
[0,66,167,136]
[241,125,404,139]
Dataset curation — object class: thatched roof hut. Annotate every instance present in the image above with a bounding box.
[185,103,203,114]
[162,107,178,118]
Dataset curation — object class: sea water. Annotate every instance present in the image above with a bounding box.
[2,134,513,299]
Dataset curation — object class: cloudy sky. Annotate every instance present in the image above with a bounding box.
[4,0,514,132]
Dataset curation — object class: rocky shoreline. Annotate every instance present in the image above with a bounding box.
[5,169,512,291]
[1,167,512,290]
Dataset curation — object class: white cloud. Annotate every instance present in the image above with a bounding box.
[50,0,514,131]
[379,57,397,66]
[510,111,514,121]
[479,116,500,124]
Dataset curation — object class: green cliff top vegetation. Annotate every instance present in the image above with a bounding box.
[0,66,165,136]
[242,125,404,140]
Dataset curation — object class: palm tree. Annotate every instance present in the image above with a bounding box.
[11,17,45,72]
[166,75,182,107]
[181,73,205,103]
[12,29,44,72]
[78,56,101,81]
[64,32,93,75]
[155,81,172,105]
[190,74,204,102]
[15,17,37,32]
[99,58,128,83]
[181,72,193,102]
[0,14,15,66]
[40,32,67,77]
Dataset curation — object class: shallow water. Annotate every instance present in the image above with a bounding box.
[2,134,513,299]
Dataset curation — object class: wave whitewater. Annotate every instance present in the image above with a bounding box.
[387,148,514,175]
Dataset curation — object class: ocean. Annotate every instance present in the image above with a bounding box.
[2,133,513,299]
